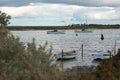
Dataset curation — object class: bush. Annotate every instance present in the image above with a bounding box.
[0,29,61,80]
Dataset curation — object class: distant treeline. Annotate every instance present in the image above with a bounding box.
[1,24,120,30]
[70,24,120,29]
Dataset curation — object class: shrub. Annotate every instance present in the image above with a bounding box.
[0,29,61,80]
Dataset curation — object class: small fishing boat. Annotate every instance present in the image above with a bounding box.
[90,52,111,61]
[47,29,65,34]
[55,50,77,60]
[75,29,92,33]
[75,18,93,33]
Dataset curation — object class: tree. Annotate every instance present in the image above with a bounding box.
[0,11,11,27]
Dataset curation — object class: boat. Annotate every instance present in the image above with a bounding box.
[47,29,65,34]
[91,41,117,61]
[75,29,92,33]
[55,50,77,60]
[90,52,111,61]
[56,53,76,60]
[75,19,93,33]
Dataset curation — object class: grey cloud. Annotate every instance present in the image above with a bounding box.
[42,0,120,7]
[0,0,120,7]
[0,0,32,6]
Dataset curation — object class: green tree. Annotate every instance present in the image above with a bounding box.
[0,11,11,27]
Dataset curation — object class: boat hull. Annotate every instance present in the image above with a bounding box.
[47,30,65,34]
[75,30,93,33]
[90,52,110,61]
[55,53,76,60]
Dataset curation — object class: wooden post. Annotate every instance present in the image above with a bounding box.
[61,49,63,71]
[114,40,116,55]
[81,44,83,59]
[107,50,112,58]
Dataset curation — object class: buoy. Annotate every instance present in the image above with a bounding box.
[101,34,104,40]
[76,33,78,36]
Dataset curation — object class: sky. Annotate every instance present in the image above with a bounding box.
[0,0,120,26]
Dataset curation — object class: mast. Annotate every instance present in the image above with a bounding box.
[85,15,87,30]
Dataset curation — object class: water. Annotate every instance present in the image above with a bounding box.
[11,29,120,68]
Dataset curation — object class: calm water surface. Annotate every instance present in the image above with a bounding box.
[11,29,120,68]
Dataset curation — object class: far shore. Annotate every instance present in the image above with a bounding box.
[1,24,120,30]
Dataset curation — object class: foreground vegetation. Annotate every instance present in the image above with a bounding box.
[0,28,120,80]
[0,29,61,80]
[0,11,120,80]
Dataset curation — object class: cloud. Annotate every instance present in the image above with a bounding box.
[42,0,120,7]
[74,7,119,20]
[0,3,120,20]
[0,0,120,7]
[0,3,79,19]
[0,3,120,25]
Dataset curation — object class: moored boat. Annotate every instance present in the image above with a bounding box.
[56,53,76,60]
[47,29,65,34]
[75,19,93,33]
[90,52,111,61]
[55,50,77,60]
[75,29,92,33]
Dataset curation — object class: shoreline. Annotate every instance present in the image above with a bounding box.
[1,25,120,30]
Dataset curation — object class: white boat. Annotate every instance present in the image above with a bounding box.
[55,50,77,60]
[75,19,93,33]
[90,52,111,61]
[56,54,76,60]
[75,29,93,33]
[91,40,117,61]
[47,29,65,34]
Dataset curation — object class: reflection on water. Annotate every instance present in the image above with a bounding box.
[11,29,120,68]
